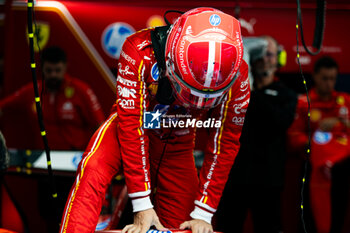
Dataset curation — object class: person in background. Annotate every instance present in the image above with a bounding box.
[288,56,350,233]
[216,36,297,233]
[0,46,105,150]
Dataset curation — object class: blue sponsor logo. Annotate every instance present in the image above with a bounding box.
[209,14,221,26]
[151,63,160,81]
[313,131,332,145]
[72,152,83,169]
[102,22,135,59]
[95,217,111,231]
[143,110,161,129]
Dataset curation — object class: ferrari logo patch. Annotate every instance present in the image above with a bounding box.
[336,96,345,106]
[65,87,75,99]
[27,22,50,52]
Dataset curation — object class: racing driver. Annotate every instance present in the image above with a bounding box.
[60,7,250,233]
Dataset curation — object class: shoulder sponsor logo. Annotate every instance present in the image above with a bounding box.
[233,98,250,114]
[234,92,249,101]
[209,14,221,26]
[120,50,136,65]
[101,22,135,59]
[118,63,135,76]
[151,63,160,81]
[117,86,136,98]
[240,79,249,92]
[232,116,245,126]
[117,76,137,87]
[119,99,135,109]
[137,40,151,50]
[233,105,247,114]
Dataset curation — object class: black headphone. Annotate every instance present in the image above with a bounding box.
[151,10,184,105]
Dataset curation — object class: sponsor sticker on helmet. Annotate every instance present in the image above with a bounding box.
[101,22,135,59]
[209,14,221,26]
[151,63,160,81]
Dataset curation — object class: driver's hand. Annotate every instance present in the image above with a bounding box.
[180,219,213,233]
[122,208,167,233]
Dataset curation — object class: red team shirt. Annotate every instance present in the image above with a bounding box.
[289,89,350,165]
[288,87,350,233]
[0,75,105,150]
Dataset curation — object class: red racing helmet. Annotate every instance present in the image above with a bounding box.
[165,7,244,109]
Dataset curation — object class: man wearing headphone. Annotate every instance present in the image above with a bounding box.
[60,8,250,233]
[217,36,297,233]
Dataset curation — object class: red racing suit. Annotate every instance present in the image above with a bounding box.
[60,28,250,232]
[288,89,350,233]
[0,75,105,150]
